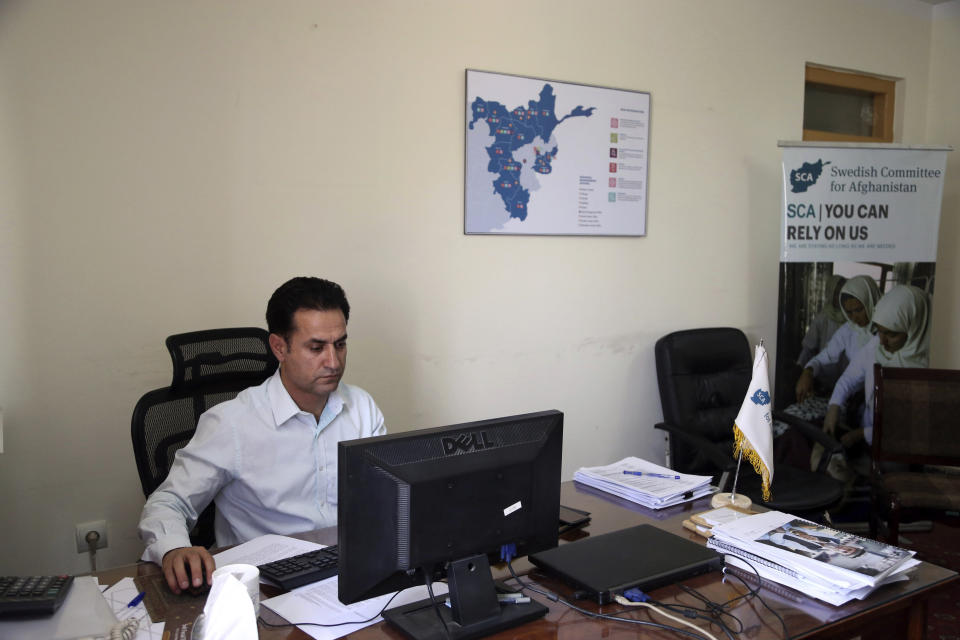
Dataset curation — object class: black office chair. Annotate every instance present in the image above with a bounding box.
[655,328,845,517]
[131,327,279,548]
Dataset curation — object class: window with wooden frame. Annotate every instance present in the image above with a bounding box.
[803,65,895,143]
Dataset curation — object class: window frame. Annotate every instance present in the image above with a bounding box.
[803,65,895,143]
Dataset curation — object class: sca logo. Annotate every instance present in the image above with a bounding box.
[789,159,831,193]
[441,431,497,455]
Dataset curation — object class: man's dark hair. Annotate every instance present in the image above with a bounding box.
[266,277,350,339]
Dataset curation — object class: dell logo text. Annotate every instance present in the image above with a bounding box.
[441,431,497,455]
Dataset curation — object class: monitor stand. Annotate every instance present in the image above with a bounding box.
[382,554,547,640]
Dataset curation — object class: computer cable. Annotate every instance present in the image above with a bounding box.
[256,589,403,630]
[634,554,790,640]
[613,591,722,640]
[86,531,100,574]
[664,562,792,640]
[504,559,716,640]
[719,558,791,640]
[671,585,746,637]
[683,555,791,640]
[640,581,751,639]
[421,566,453,640]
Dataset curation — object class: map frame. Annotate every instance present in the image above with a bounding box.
[465,69,650,237]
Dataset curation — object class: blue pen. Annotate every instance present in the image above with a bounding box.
[127,591,146,607]
[623,470,680,480]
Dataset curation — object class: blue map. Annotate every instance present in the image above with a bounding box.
[469,84,594,221]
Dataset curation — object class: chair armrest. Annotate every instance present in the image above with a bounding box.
[773,411,843,473]
[654,422,737,473]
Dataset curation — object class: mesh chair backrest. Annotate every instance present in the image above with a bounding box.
[139,393,196,495]
[132,328,279,497]
[132,384,257,496]
[873,365,960,464]
[166,328,278,390]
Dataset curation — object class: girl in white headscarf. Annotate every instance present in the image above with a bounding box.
[871,285,931,368]
[796,275,882,402]
[823,284,931,446]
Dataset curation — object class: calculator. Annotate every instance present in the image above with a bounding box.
[0,575,74,616]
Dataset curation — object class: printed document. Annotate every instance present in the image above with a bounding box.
[574,456,714,508]
[262,577,449,640]
[213,534,324,583]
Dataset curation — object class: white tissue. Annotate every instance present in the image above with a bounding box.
[197,572,258,640]
[211,564,260,615]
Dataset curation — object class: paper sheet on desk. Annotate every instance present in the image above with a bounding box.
[262,577,449,640]
[102,577,166,640]
[213,534,324,582]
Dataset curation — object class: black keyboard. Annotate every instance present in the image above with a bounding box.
[258,545,339,591]
[0,575,74,617]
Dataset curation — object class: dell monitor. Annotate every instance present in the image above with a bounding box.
[338,410,563,640]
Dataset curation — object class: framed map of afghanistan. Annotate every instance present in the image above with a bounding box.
[465,69,650,236]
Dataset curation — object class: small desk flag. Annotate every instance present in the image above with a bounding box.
[733,343,774,501]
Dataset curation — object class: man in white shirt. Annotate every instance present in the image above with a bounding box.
[138,277,386,594]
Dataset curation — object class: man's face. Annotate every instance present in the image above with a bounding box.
[830,544,861,557]
[842,297,869,327]
[270,308,347,412]
[875,323,908,353]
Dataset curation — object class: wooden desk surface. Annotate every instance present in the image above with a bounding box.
[100,482,957,639]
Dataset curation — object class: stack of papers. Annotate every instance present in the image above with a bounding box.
[708,510,920,606]
[573,457,715,509]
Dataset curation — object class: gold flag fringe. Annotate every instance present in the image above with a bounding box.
[733,423,772,502]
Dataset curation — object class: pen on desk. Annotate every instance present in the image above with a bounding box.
[445,594,531,606]
[127,591,146,607]
[623,470,681,480]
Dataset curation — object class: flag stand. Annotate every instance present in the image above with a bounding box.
[710,450,753,509]
[710,339,767,511]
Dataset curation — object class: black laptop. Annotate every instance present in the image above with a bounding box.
[528,524,723,604]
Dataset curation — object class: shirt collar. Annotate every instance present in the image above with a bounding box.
[266,368,346,428]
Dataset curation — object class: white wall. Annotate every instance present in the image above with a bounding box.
[0,0,956,574]
[929,1,960,366]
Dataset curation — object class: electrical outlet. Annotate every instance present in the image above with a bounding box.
[75,520,109,553]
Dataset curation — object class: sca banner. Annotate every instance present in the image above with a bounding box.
[774,143,949,423]
[781,144,947,263]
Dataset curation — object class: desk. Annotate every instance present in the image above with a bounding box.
[98,482,957,639]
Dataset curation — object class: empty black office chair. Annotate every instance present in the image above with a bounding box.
[131,328,279,548]
[655,328,845,517]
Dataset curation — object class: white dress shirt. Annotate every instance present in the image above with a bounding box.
[138,369,385,565]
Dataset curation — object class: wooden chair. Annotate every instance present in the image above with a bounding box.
[869,364,960,543]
